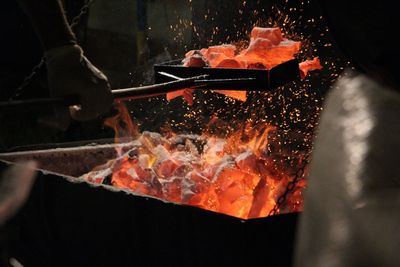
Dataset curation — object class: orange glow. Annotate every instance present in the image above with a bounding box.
[299,57,323,78]
[168,26,320,103]
[81,26,316,219]
[83,122,307,219]
[212,90,247,101]
[104,104,139,147]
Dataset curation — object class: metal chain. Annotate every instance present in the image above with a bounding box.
[268,154,310,216]
[9,0,95,100]
[69,0,94,29]
[10,58,46,100]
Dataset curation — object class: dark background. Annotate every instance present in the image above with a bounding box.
[1,1,398,266]
[0,0,348,151]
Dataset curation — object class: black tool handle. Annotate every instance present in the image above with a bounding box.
[0,75,257,111]
[0,75,208,110]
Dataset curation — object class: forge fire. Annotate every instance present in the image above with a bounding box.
[82,26,319,219]
[82,122,307,219]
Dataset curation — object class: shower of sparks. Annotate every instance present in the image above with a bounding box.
[127,0,352,169]
[89,0,359,219]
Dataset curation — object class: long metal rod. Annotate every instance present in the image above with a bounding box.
[0,75,255,110]
[0,75,207,110]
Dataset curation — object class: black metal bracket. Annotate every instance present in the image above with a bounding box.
[154,58,300,91]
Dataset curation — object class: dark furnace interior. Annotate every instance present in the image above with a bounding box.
[1,0,398,266]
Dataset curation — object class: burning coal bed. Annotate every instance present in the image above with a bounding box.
[81,26,317,219]
[81,127,306,220]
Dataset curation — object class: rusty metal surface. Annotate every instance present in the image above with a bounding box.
[0,142,133,177]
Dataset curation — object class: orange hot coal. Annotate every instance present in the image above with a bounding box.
[168,27,322,103]
[82,118,307,219]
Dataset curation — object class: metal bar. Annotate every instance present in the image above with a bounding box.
[157,71,184,81]
[0,75,207,110]
[0,75,256,110]
[112,74,208,99]
[157,71,257,89]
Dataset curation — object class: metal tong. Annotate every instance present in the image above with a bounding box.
[0,73,255,111]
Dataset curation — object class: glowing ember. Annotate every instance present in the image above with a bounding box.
[168,26,321,103]
[82,116,306,219]
[299,57,322,78]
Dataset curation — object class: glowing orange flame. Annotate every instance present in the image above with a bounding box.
[83,120,306,219]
